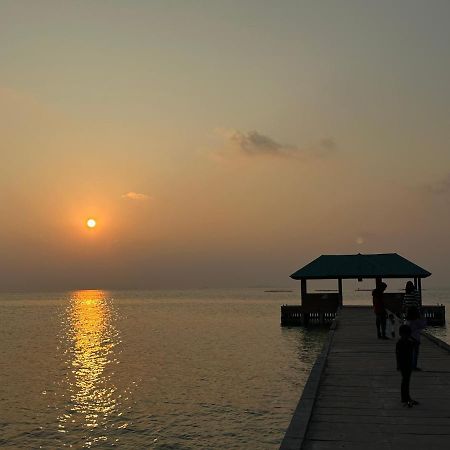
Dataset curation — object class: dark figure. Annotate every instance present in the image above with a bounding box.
[406,306,427,370]
[372,282,388,339]
[396,324,418,407]
[403,281,420,318]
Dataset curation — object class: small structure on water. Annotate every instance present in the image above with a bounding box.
[281,253,445,326]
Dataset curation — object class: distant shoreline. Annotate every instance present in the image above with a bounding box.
[264,290,293,293]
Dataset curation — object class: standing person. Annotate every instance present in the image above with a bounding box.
[406,306,427,371]
[372,282,388,339]
[403,281,420,316]
[396,324,418,407]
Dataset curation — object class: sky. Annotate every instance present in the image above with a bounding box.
[0,0,449,290]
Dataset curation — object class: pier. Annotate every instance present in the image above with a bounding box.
[280,306,450,450]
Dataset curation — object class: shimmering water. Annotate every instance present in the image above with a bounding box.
[0,289,327,449]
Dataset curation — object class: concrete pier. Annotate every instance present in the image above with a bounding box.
[281,306,450,450]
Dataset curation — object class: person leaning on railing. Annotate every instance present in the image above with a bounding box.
[403,281,420,318]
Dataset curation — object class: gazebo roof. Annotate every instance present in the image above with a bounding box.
[290,253,431,280]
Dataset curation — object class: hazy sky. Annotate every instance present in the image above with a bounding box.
[1,0,449,290]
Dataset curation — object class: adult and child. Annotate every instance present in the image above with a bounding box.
[372,281,426,407]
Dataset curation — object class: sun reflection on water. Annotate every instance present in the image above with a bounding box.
[58,290,123,447]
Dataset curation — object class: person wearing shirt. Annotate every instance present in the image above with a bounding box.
[403,281,420,315]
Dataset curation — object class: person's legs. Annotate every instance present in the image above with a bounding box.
[412,341,420,369]
[380,313,387,337]
[375,315,382,338]
[401,369,412,403]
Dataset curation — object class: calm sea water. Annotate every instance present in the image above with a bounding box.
[0,289,327,449]
[0,287,448,449]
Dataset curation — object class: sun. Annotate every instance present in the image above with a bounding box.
[86,218,97,229]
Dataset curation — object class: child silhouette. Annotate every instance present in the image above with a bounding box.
[396,324,419,408]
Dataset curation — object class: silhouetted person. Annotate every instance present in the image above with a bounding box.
[372,282,388,339]
[403,281,420,317]
[406,306,427,370]
[396,324,418,407]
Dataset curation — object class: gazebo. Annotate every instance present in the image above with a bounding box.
[281,253,444,326]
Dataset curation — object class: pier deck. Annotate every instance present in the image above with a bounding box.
[281,306,450,450]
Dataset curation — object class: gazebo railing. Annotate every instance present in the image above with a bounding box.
[421,305,446,326]
[281,305,337,326]
[281,304,445,327]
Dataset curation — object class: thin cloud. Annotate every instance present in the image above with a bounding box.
[121,192,150,201]
[228,130,294,157]
[422,174,450,195]
[316,138,337,156]
[214,129,337,160]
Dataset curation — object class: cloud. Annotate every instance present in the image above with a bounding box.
[121,192,150,201]
[214,129,337,160]
[422,174,450,195]
[227,130,294,157]
[316,138,337,155]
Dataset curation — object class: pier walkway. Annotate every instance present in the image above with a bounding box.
[281,306,450,450]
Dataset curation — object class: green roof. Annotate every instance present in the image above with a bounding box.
[290,253,431,280]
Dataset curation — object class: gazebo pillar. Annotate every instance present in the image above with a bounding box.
[300,279,307,305]
[375,277,383,289]
[337,278,343,306]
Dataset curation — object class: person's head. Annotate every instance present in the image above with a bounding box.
[407,306,419,321]
[389,313,395,321]
[399,324,411,339]
[405,281,415,294]
[380,282,387,292]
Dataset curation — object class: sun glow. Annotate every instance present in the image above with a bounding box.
[57,290,122,435]
[86,218,97,229]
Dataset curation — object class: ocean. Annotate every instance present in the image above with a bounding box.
[0,287,448,449]
[0,289,326,449]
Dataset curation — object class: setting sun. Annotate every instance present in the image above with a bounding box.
[86,218,97,229]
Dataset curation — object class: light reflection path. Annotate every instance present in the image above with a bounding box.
[58,290,122,447]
